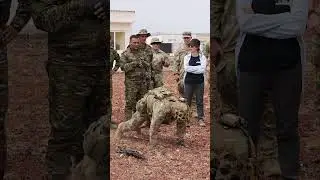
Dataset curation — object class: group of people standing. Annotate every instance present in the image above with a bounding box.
[110,30,208,127]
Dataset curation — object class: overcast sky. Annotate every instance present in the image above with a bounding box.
[110,0,210,34]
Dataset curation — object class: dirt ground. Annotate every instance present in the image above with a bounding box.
[3,33,320,179]
[110,70,210,180]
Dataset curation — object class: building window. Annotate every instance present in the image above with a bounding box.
[110,31,126,50]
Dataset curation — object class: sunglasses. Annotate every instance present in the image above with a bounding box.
[183,37,191,39]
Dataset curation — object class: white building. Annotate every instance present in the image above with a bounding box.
[110,10,135,53]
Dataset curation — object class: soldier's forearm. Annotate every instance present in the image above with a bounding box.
[31,0,88,32]
[211,0,224,38]
[9,0,32,32]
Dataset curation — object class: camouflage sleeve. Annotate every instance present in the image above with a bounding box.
[31,0,89,32]
[211,0,225,40]
[147,50,153,77]
[112,51,121,71]
[173,50,181,73]
[119,52,127,71]
[119,53,136,72]
[163,53,170,67]
[9,0,32,32]
[0,0,12,24]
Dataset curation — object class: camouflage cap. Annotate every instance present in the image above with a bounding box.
[182,31,192,37]
[137,29,151,37]
[150,37,162,44]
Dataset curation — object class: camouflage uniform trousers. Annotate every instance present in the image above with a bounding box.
[0,48,8,179]
[46,63,109,177]
[216,52,238,114]
[310,33,320,112]
[217,52,279,174]
[124,78,148,121]
[152,72,164,88]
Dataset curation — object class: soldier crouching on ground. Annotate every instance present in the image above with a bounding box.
[114,87,190,146]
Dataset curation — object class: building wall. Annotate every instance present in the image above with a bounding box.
[110,10,135,53]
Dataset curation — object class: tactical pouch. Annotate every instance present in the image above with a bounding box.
[83,116,109,164]
[212,114,258,179]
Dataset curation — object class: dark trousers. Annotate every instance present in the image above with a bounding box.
[238,63,302,178]
[0,48,8,180]
[184,82,204,119]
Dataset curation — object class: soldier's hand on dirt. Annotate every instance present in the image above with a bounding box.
[0,25,18,47]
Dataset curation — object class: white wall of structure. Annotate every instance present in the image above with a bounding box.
[110,10,135,52]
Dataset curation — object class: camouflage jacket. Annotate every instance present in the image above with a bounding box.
[31,0,107,66]
[203,42,210,59]
[110,48,120,71]
[139,43,153,74]
[173,44,189,74]
[151,49,170,74]
[120,47,151,80]
[211,0,239,53]
[0,0,31,39]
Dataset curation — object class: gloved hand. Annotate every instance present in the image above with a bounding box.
[84,0,107,21]
[0,25,18,48]
[93,0,107,21]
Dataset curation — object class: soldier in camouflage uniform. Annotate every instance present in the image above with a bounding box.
[32,1,109,179]
[136,29,153,89]
[120,35,150,121]
[309,5,320,117]
[0,0,31,178]
[173,31,192,96]
[150,37,170,88]
[110,42,120,75]
[211,0,280,178]
[114,86,189,146]
[110,42,120,129]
